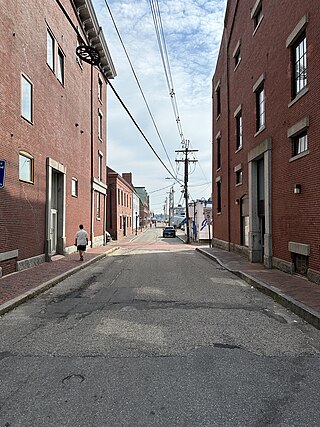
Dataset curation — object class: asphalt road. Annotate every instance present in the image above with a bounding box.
[1,227,320,426]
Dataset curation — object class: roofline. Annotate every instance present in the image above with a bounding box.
[73,0,117,79]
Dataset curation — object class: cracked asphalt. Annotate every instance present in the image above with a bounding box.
[1,228,320,426]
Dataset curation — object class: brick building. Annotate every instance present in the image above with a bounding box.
[135,187,151,228]
[212,0,320,283]
[106,168,133,240]
[0,0,116,276]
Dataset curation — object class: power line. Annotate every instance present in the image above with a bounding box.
[103,0,176,175]
[149,0,186,147]
[105,77,182,184]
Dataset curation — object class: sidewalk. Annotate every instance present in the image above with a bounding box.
[196,245,320,330]
[0,229,150,316]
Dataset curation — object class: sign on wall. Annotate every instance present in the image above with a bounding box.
[0,160,6,189]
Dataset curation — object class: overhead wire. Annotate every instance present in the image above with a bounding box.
[103,0,177,177]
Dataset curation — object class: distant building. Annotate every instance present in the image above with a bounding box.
[212,0,320,283]
[135,187,151,228]
[0,0,116,276]
[107,168,134,240]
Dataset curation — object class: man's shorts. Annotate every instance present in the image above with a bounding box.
[77,245,86,251]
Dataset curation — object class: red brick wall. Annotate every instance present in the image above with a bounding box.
[0,0,109,272]
[213,0,320,272]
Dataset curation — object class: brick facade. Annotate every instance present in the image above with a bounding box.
[0,0,116,275]
[107,168,133,240]
[212,0,320,282]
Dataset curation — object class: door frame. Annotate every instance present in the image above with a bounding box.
[45,158,66,260]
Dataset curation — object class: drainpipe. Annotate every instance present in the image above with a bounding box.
[90,64,94,248]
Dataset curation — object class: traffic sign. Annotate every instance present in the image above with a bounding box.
[0,160,6,189]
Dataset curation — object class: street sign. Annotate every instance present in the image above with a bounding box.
[0,160,6,189]
[203,207,212,221]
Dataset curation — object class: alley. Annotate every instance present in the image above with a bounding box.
[1,228,320,426]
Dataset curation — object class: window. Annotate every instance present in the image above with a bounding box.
[120,215,122,229]
[216,85,221,117]
[236,112,243,150]
[96,192,101,219]
[57,48,64,85]
[72,178,78,197]
[47,30,54,70]
[292,132,308,157]
[98,109,103,140]
[236,170,243,185]
[216,137,221,170]
[76,38,83,67]
[98,77,103,101]
[235,49,241,68]
[21,75,33,122]
[233,41,241,69]
[216,179,222,213]
[292,34,307,97]
[118,189,120,205]
[256,84,265,132]
[251,1,263,31]
[19,151,34,183]
[98,152,103,181]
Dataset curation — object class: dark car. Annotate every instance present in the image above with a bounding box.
[162,226,176,238]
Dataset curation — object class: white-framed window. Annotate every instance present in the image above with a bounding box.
[71,177,78,197]
[251,0,263,31]
[19,151,34,183]
[98,109,103,140]
[236,170,243,185]
[292,132,308,157]
[98,151,103,181]
[98,76,103,101]
[96,192,101,219]
[47,30,55,70]
[292,34,307,97]
[57,48,64,85]
[236,112,243,150]
[21,75,33,123]
[256,84,265,131]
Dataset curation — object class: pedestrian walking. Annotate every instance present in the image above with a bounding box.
[75,224,88,261]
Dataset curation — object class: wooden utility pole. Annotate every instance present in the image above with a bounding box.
[175,146,198,244]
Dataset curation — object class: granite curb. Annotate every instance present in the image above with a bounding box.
[196,247,320,330]
[0,246,120,317]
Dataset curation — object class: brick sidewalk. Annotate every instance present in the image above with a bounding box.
[196,246,320,330]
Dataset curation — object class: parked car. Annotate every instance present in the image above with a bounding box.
[162,226,176,238]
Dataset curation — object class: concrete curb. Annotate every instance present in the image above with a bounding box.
[0,246,120,317]
[196,247,320,330]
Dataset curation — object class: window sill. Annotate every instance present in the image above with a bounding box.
[71,194,78,198]
[21,116,34,126]
[252,15,264,37]
[289,150,309,162]
[235,182,243,187]
[98,137,103,143]
[234,59,241,72]
[288,86,309,108]
[216,212,222,216]
[235,146,243,153]
[19,179,34,185]
[254,125,265,137]
[216,167,221,173]
[216,113,221,121]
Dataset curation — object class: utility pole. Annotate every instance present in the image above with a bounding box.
[176,144,198,244]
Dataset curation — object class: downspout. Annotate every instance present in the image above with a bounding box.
[90,64,94,248]
[226,0,239,250]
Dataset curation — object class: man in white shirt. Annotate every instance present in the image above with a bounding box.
[75,224,88,261]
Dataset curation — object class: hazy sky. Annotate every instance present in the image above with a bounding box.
[92,0,227,213]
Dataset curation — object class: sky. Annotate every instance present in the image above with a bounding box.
[92,0,227,213]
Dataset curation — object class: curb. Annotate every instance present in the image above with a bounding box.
[196,247,320,330]
[0,246,120,317]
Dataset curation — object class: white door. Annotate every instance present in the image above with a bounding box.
[50,209,57,254]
